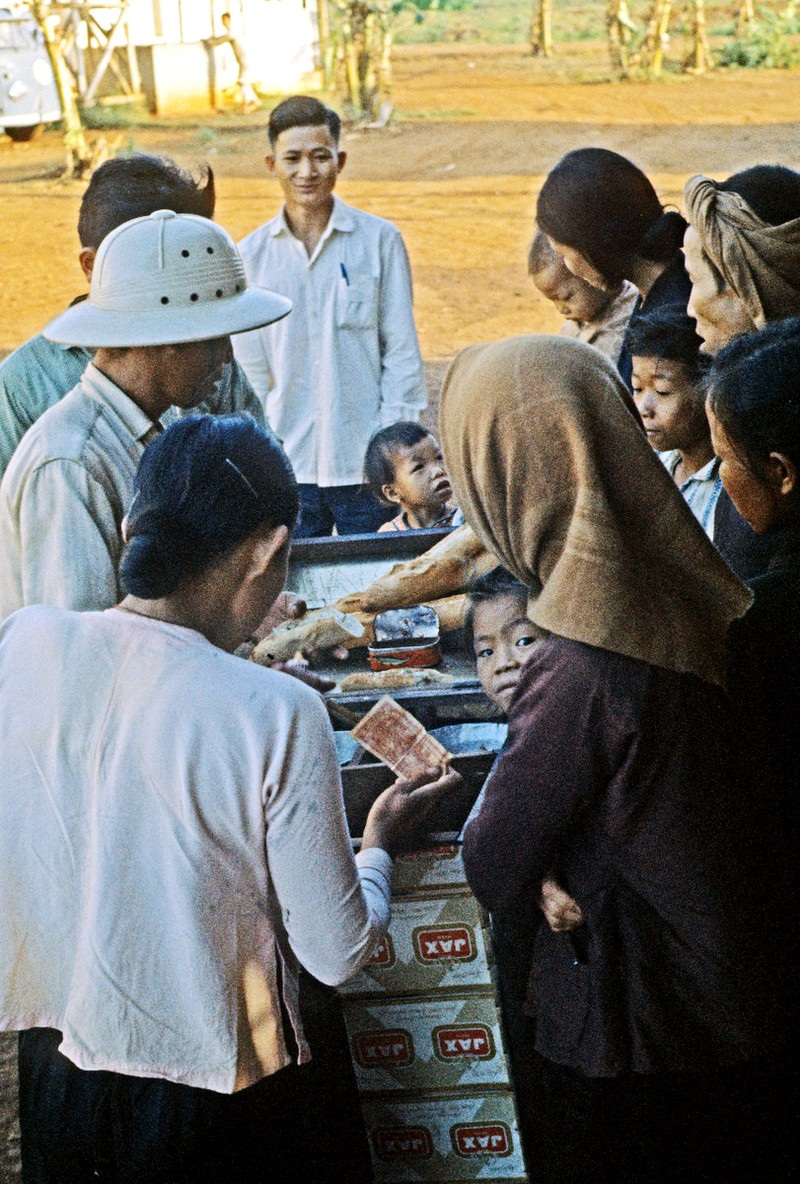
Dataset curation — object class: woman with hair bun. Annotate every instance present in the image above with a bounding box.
[537,147,691,386]
[0,413,459,1184]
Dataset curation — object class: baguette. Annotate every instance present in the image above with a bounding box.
[339,668,455,693]
[334,524,495,614]
[251,608,366,666]
[250,595,468,666]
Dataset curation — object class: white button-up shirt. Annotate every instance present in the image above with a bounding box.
[0,363,156,621]
[234,197,428,486]
[0,606,392,1093]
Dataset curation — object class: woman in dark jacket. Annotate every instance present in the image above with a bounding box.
[440,333,788,1184]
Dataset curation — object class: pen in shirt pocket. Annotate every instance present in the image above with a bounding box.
[340,262,350,286]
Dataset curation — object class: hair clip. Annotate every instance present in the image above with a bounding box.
[225,457,259,501]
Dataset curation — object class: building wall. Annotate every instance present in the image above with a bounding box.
[122,0,318,106]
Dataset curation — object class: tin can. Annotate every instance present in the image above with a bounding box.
[368,641,442,671]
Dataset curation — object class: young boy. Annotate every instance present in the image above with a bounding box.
[625,303,722,539]
[363,422,464,531]
[463,568,581,1168]
[528,229,638,363]
[464,567,582,933]
[233,96,428,537]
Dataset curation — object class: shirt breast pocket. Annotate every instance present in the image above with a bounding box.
[335,274,378,330]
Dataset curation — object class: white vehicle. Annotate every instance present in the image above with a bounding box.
[0,8,61,141]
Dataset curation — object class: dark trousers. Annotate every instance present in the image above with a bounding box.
[533,1055,798,1184]
[296,483,392,537]
[19,987,373,1184]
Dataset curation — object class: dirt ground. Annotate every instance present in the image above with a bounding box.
[2,46,799,369]
[1,44,799,1183]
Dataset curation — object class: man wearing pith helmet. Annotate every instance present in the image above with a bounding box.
[0,210,291,621]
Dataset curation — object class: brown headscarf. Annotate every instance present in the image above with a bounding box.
[684,175,800,327]
[440,335,752,687]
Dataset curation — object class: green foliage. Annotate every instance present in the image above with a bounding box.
[716,11,798,67]
[410,0,475,11]
[80,104,148,129]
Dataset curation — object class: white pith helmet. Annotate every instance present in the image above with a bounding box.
[42,210,291,348]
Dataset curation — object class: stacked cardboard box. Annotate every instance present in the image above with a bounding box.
[339,843,529,1183]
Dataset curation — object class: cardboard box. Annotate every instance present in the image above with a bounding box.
[339,892,492,998]
[392,843,468,896]
[343,993,512,1093]
[361,1090,528,1182]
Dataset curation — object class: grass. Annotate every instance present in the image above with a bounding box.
[396,0,799,50]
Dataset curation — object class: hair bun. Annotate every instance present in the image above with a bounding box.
[640,209,688,262]
[120,532,187,599]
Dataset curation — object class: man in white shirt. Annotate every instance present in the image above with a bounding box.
[233,95,429,536]
[0,210,291,622]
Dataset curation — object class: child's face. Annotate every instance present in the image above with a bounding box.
[471,593,545,713]
[382,436,452,518]
[706,403,792,535]
[267,124,345,212]
[631,355,710,455]
[531,259,611,325]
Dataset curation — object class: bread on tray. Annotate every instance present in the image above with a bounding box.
[338,668,455,693]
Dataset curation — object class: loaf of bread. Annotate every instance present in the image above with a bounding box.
[251,608,367,666]
[251,595,468,666]
[334,525,495,615]
[338,668,455,693]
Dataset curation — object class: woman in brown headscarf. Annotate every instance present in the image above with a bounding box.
[440,335,787,1184]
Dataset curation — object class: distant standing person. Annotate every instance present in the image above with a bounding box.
[206,12,259,114]
[233,95,428,537]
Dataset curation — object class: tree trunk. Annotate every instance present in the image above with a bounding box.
[30,1,93,178]
[688,0,712,73]
[530,0,553,58]
[737,0,755,36]
[650,0,672,75]
[340,14,361,113]
[606,0,635,73]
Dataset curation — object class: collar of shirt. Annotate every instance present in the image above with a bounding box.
[270,195,356,258]
[81,362,164,445]
[661,450,721,488]
[678,455,721,488]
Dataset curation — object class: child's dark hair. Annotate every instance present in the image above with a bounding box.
[121,416,298,599]
[464,567,529,649]
[527,229,560,275]
[268,96,341,148]
[363,422,432,505]
[705,318,800,477]
[537,148,686,288]
[78,155,215,250]
[624,303,708,388]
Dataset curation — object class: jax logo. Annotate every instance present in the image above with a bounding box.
[413,925,475,963]
[354,1029,414,1067]
[373,1126,433,1160]
[405,843,459,860]
[369,935,395,967]
[451,1122,512,1158]
[433,1024,495,1060]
